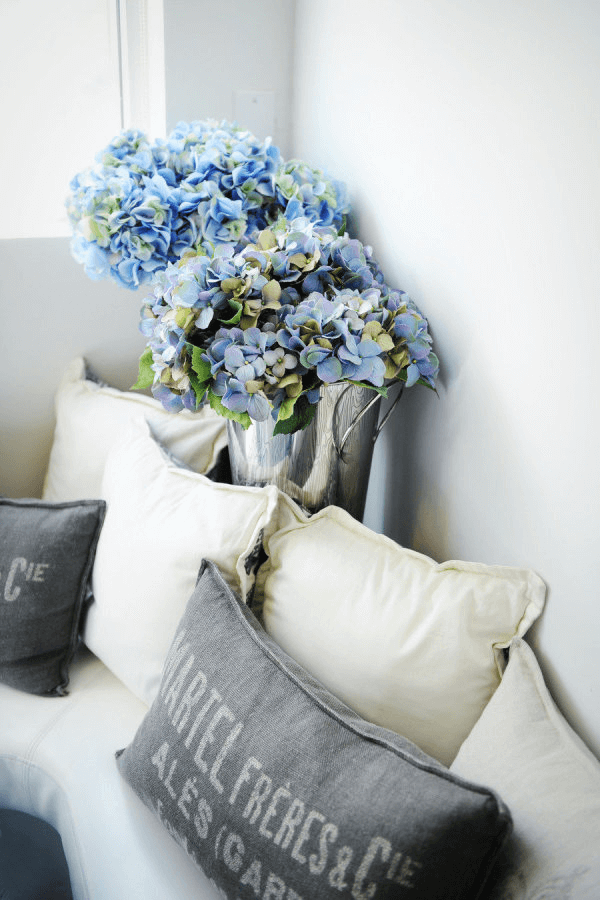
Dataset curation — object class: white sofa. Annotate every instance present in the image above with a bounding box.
[0,646,219,899]
[1,359,599,900]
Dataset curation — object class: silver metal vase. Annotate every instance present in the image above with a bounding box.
[226,382,402,520]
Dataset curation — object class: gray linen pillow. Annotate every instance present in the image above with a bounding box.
[0,497,106,695]
[116,560,512,900]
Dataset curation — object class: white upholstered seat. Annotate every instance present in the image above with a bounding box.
[0,646,219,900]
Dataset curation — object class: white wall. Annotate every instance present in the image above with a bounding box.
[163,0,295,155]
[292,0,600,757]
[0,238,147,498]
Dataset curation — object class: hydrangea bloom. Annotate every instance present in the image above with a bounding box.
[67,121,349,290]
[135,217,439,433]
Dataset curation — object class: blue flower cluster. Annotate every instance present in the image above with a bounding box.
[136,217,439,432]
[67,121,349,290]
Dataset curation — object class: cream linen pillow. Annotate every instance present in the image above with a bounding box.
[451,638,600,899]
[85,418,279,705]
[257,498,546,766]
[43,357,228,501]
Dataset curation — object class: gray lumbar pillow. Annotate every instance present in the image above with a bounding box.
[0,497,106,695]
[117,560,512,899]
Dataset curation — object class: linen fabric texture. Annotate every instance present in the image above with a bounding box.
[85,418,279,706]
[117,559,512,900]
[451,638,600,900]
[43,356,228,502]
[255,498,546,766]
[0,497,106,695]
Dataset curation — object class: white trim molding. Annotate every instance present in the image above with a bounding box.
[118,0,166,139]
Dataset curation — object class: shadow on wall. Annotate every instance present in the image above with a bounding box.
[381,363,554,571]
[0,421,53,500]
[381,383,447,555]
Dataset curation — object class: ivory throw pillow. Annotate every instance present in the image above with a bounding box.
[85,419,279,705]
[0,497,105,695]
[256,499,546,765]
[451,638,600,900]
[117,559,513,900]
[43,357,228,502]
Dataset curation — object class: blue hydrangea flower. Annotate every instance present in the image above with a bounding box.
[67,120,349,291]
[274,159,349,229]
[393,310,438,387]
[263,346,297,383]
[337,336,387,386]
[221,367,271,421]
[136,217,438,427]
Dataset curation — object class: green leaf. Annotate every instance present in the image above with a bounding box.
[188,371,208,408]
[208,389,252,429]
[347,380,388,398]
[131,348,154,390]
[395,371,438,393]
[276,395,297,422]
[190,346,212,382]
[218,298,243,325]
[273,397,317,435]
[417,378,439,393]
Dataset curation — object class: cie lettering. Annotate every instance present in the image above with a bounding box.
[0,557,50,601]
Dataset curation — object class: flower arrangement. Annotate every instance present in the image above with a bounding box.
[134,216,439,434]
[66,120,349,290]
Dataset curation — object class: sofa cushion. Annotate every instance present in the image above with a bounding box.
[451,638,600,900]
[0,497,105,696]
[43,357,228,502]
[0,647,221,900]
[255,497,546,765]
[0,809,73,900]
[117,559,512,900]
[85,419,279,705]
